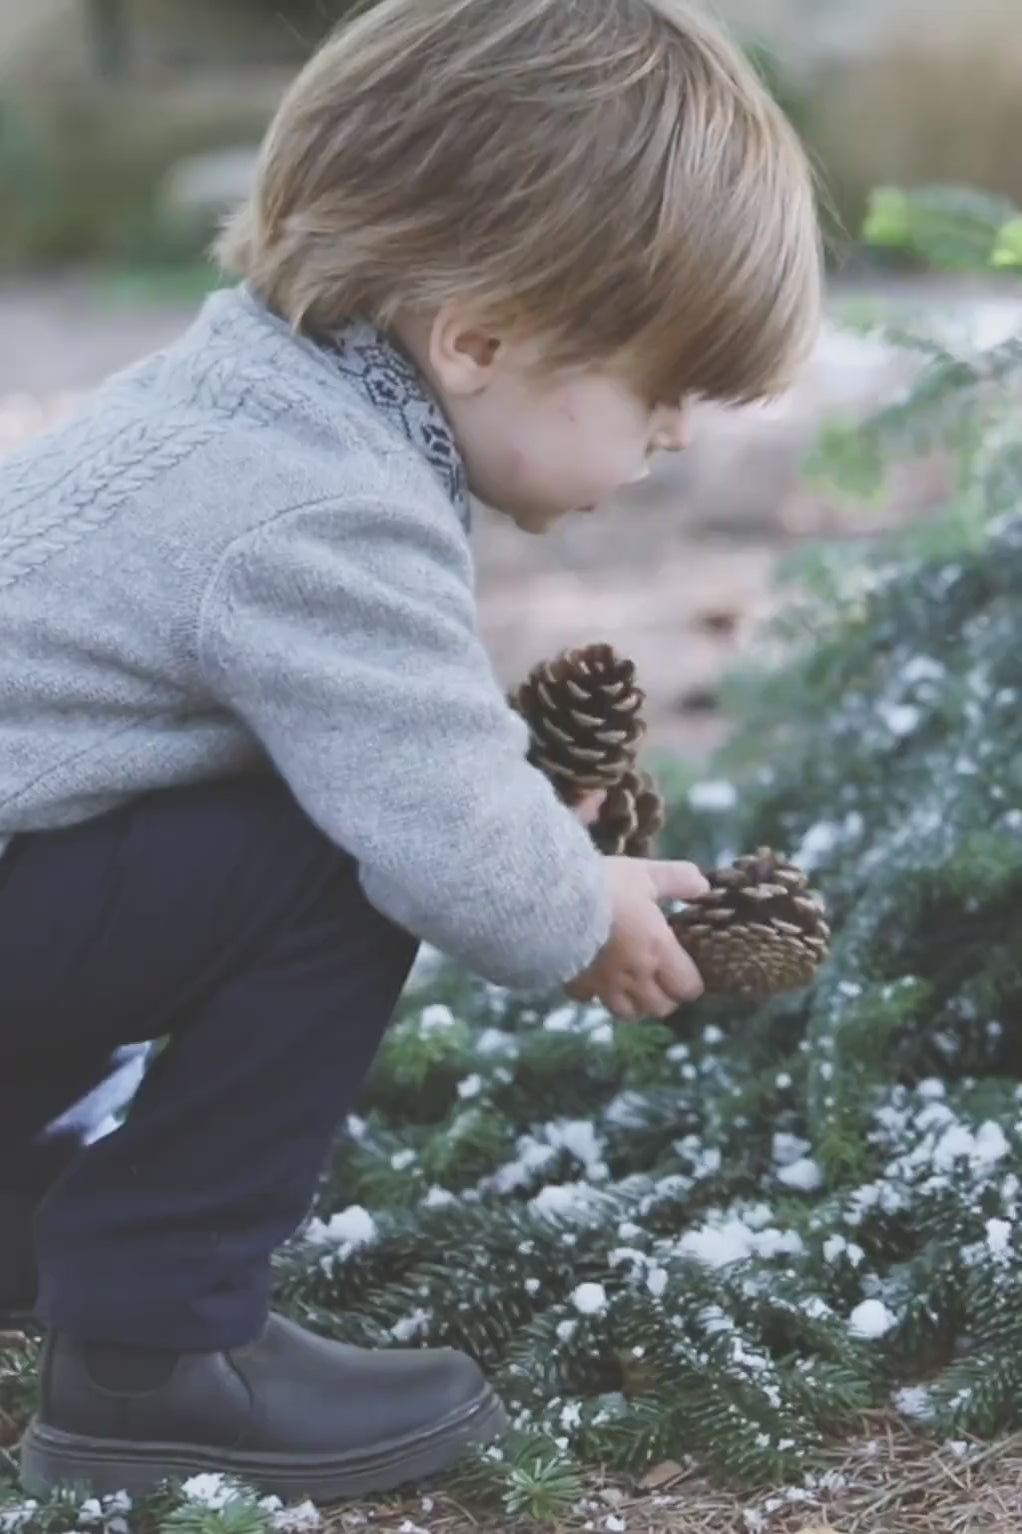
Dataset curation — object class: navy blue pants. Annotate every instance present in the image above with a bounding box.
[0,778,417,1350]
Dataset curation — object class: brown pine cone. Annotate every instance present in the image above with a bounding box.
[590,770,666,857]
[671,847,830,999]
[509,643,646,803]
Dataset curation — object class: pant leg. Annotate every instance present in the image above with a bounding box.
[0,777,417,1350]
[0,1044,152,1201]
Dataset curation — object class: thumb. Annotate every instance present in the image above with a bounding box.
[645,859,710,902]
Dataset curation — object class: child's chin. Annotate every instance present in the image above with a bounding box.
[510,506,563,535]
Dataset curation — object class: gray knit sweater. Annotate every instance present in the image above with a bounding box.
[0,284,611,989]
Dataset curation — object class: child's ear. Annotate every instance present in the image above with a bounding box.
[428,305,503,397]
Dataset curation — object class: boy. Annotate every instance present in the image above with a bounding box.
[0,0,822,1503]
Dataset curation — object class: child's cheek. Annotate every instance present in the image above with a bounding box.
[503,443,530,486]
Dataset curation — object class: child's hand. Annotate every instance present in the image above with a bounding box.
[565,857,709,1020]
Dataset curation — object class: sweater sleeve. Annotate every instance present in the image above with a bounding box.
[197,487,612,990]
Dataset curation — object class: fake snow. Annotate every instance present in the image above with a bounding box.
[823,1234,865,1266]
[986,1217,1013,1258]
[475,1027,518,1056]
[391,1308,431,1342]
[572,1281,609,1315]
[777,1157,823,1192]
[419,1003,456,1032]
[879,702,923,738]
[849,1298,898,1339]
[0,1507,39,1532]
[532,1180,602,1216]
[647,1266,670,1298]
[552,1119,607,1169]
[76,1490,133,1527]
[457,1073,483,1099]
[677,1215,804,1267]
[795,810,864,871]
[182,1475,238,1508]
[424,1185,456,1207]
[931,1120,1010,1173]
[893,1385,935,1420]
[494,1119,610,1197]
[900,655,945,687]
[265,1501,322,1531]
[772,1132,811,1166]
[688,780,737,811]
[544,1004,582,1032]
[305,1204,377,1252]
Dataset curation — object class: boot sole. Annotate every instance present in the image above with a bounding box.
[19,1385,509,1502]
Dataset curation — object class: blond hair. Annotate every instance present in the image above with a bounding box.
[215,0,823,404]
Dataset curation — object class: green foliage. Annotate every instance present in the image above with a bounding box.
[806,184,1022,509]
[500,1446,586,1523]
[163,1492,271,1534]
[863,184,1021,272]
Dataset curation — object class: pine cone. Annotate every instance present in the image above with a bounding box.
[509,643,646,803]
[670,847,830,999]
[590,770,666,857]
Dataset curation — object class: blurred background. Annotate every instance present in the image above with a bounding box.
[2,0,1020,759]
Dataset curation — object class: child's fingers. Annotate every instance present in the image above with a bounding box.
[631,981,682,1019]
[655,940,705,1003]
[645,859,710,902]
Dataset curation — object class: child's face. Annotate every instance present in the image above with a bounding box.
[402,314,689,532]
[460,361,689,534]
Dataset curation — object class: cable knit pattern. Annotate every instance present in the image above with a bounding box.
[0,417,218,590]
[0,284,611,990]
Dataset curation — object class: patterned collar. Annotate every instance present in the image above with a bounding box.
[318,320,471,527]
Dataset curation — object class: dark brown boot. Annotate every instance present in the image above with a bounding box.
[20,1312,509,1501]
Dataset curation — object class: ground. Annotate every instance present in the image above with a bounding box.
[335,1423,1022,1533]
